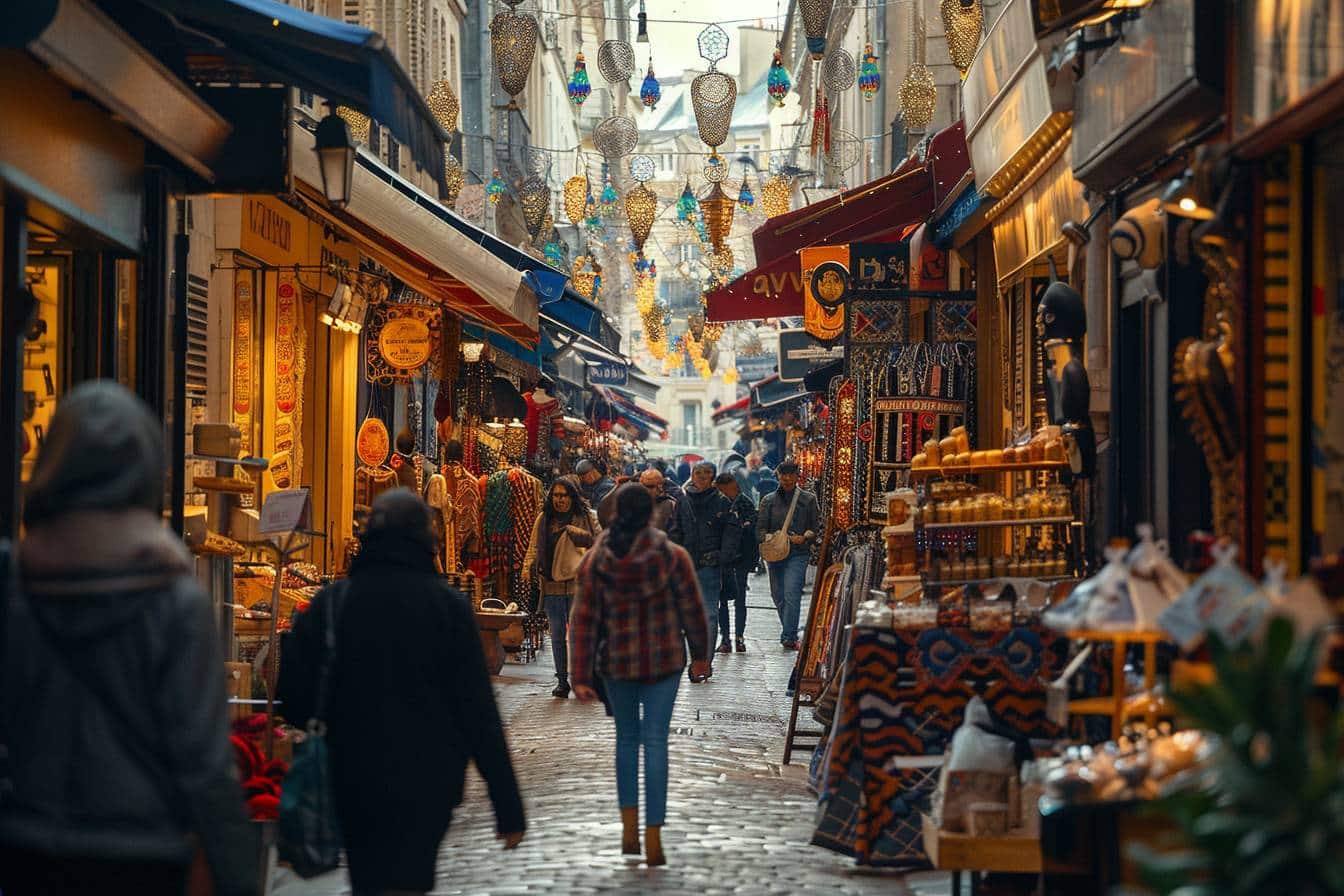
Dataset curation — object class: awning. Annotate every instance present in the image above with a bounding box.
[293,123,541,342]
[595,387,668,430]
[542,288,609,344]
[712,395,751,422]
[137,0,450,185]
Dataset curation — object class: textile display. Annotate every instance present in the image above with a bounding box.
[443,461,481,570]
[232,270,256,500]
[484,467,544,609]
[272,271,306,490]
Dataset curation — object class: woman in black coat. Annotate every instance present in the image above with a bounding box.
[279,489,525,894]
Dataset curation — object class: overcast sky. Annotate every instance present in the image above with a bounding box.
[622,0,784,77]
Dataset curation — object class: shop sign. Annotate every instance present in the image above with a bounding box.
[589,361,629,386]
[801,245,849,342]
[778,328,845,382]
[378,317,434,369]
[705,252,806,323]
[736,352,778,384]
[849,242,912,295]
[1072,0,1220,191]
[259,487,311,535]
[216,196,309,266]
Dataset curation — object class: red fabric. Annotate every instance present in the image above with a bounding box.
[523,392,559,456]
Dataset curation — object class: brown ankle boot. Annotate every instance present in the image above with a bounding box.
[645,824,665,866]
[620,807,640,855]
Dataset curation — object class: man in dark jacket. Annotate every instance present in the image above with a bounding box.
[651,458,686,504]
[677,462,737,654]
[0,382,253,896]
[635,469,684,544]
[715,472,757,653]
[280,489,525,894]
[755,460,820,649]
[577,457,617,510]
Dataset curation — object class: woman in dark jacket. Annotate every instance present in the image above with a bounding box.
[0,382,253,896]
[278,489,524,895]
[522,477,597,698]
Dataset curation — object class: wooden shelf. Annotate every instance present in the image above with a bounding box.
[921,815,1042,874]
[920,516,1074,530]
[1066,629,1170,644]
[910,460,1069,480]
[923,574,1076,588]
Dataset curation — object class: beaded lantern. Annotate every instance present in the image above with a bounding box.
[443,154,464,208]
[859,44,881,100]
[699,182,735,252]
[624,184,657,252]
[822,47,856,92]
[703,152,728,183]
[490,11,538,110]
[519,175,551,239]
[767,46,791,107]
[691,25,736,149]
[543,240,563,267]
[569,52,593,105]
[426,80,460,132]
[942,0,985,75]
[737,175,755,210]
[593,115,639,159]
[599,173,619,216]
[761,175,792,217]
[825,128,862,175]
[676,180,698,224]
[899,63,937,131]
[597,40,636,86]
[798,0,835,60]
[629,154,656,183]
[336,106,370,144]
[572,255,601,300]
[563,174,589,224]
[640,63,661,109]
[486,169,507,204]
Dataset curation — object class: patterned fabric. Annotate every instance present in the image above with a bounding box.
[570,528,711,685]
[443,462,481,569]
[933,300,976,343]
[848,299,909,345]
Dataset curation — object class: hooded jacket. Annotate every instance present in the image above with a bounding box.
[1,383,251,896]
[569,527,710,685]
[677,483,737,569]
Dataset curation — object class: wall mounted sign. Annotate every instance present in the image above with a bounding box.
[849,241,912,295]
[378,317,433,369]
[365,302,444,384]
[779,328,846,381]
[801,244,849,341]
[271,271,305,491]
[589,360,629,386]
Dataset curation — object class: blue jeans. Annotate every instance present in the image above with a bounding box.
[695,565,721,649]
[543,592,574,680]
[603,672,682,826]
[717,565,747,639]
[767,552,808,643]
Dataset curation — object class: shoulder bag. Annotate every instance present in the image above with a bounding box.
[759,488,802,564]
[279,582,347,878]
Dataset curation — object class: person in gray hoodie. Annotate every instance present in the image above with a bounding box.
[0,381,254,896]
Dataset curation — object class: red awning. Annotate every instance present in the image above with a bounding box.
[711,394,751,421]
[705,123,970,324]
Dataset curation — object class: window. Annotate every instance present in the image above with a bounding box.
[682,401,701,444]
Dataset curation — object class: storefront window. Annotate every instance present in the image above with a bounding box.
[1313,122,1344,557]
[21,252,64,484]
[1236,0,1344,136]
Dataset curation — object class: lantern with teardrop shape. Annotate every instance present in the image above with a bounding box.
[569,52,592,105]
[640,63,661,109]
[797,0,835,60]
[767,46,791,107]
[737,175,755,210]
[336,106,370,144]
[761,175,792,218]
[563,174,589,224]
[519,175,551,239]
[624,185,657,253]
[443,154,464,208]
[490,10,538,110]
[486,169,507,204]
[572,255,601,301]
[899,63,937,131]
[426,80,460,132]
[699,182,735,253]
[691,26,736,149]
[941,0,985,76]
[859,44,880,100]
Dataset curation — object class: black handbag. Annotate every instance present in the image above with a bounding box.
[278,583,347,878]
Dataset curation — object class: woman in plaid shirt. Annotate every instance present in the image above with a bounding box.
[569,484,712,867]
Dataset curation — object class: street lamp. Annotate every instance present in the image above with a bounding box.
[314,105,356,207]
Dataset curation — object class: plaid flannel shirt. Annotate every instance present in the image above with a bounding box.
[569,527,711,686]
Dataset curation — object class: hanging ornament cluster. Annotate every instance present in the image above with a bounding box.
[624,185,658,252]
[859,44,881,100]
[691,26,736,150]
[900,10,938,131]
[594,115,639,159]
[761,175,792,217]
[767,46,791,107]
[942,0,985,76]
[519,175,551,239]
[569,52,592,105]
[599,172,619,216]
[490,9,538,111]
[426,80,460,132]
[640,63,662,109]
[443,154,464,208]
[336,106,370,144]
[676,179,698,224]
[798,0,835,60]
[486,169,507,204]
[563,174,589,224]
[737,175,755,210]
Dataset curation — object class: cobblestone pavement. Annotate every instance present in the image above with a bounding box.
[274,572,952,896]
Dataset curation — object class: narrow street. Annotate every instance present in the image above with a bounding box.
[274,573,952,896]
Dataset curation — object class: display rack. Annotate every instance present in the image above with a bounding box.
[1066,629,1168,740]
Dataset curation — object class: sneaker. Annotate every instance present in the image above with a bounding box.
[735,637,747,653]
[716,640,733,654]
[551,679,571,698]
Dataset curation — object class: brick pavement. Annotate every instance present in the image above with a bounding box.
[273,572,953,896]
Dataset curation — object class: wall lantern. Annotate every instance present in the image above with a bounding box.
[314,106,356,207]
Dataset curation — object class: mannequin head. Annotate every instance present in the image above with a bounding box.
[1037,281,1087,344]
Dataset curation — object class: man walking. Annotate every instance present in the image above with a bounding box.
[576,458,617,518]
[715,472,756,654]
[629,468,683,544]
[678,462,736,656]
[755,461,818,650]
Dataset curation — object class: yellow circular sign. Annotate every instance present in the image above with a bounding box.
[378,317,433,369]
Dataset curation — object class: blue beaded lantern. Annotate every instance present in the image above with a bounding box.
[767,46,791,108]
[486,169,507,204]
[676,180,697,224]
[640,63,661,109]
[544,240,563,266]
[859,43,880,101]
[737,175,755,210]
[599,175,619,216]
[569,52,592,106]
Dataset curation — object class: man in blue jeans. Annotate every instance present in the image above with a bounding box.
[755,460,819,649]
[677,461,737,660]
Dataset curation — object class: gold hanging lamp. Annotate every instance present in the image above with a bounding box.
[519,175,551,239]
[491,11,538,110]
[563,174,589,224]
[761,175,792,218]
[941,0,984,76]
[426,80,460,132]
[625,184,658,252]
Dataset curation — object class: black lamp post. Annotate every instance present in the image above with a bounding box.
[314,105,355,207]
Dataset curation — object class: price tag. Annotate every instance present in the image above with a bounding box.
[259,487,311,535]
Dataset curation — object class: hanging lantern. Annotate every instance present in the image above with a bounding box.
[597,40,636,87]
[569,52,593,105]
[737,175,755,210]
[761,175,792,217]
[443,154,464,208]
[629,154,655,183]
[486,169,507,204]
[624,183,657,252]
[572,255,601,300]
[699,182,735,251]
[797,0,835,60]
[859,44,881,100]
[519,175,550,238]
[703,153,728,183]
[336,106,370,144]
[942,0,985,76]
[563,174,589,224]
[490,11,538,110]
[767,46,791,107]
[426,80,460,132]
[593,115,639,159]
[543,240,564,266]
[676,179,698,223]
[822,47,856,93]
[640,63,661,109]
[723,366,740,385]
[599,174,619,216]
[636,0,649,42]
[899,63,937,131]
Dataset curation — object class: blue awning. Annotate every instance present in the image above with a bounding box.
[931,183,985,249]
[465,324,541,369]
[141,0,450,185]
[542,288,607,343]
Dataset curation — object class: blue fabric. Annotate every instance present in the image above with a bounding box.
[718,565,748,639]
[696,566,722,649]
[544,594,574,681]
[768,552,808,642]
[604,673,682,826]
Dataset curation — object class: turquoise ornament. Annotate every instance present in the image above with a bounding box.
[569,52,592,105]
[767,46,791,108]
[858,43,880,101]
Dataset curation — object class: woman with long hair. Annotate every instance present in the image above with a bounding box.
[523,477,598,697]
[568,483,711,866]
